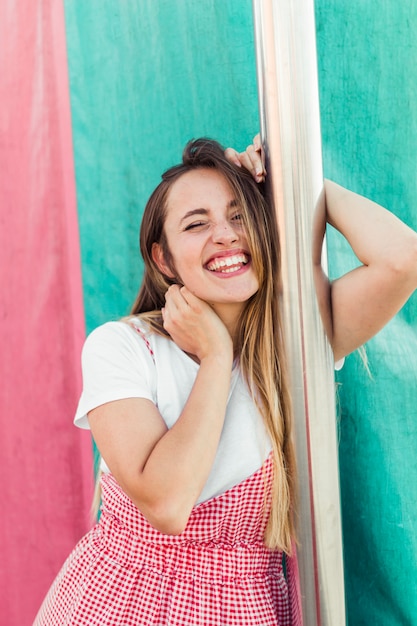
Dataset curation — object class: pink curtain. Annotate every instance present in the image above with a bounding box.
[0,1,94,623]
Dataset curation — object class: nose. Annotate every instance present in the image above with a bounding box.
[211,220,239,245]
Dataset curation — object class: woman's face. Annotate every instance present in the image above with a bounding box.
[152,168,259,316]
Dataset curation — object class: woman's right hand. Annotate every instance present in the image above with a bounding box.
[162,284,233,364]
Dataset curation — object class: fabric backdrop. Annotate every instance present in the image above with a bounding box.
[1,1,416,624]
[0,1,94,625]
[317,2,417,623]
[64,1,417,623]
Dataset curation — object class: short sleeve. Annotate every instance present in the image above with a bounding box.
[74,321,157,429]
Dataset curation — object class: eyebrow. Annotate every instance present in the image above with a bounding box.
[179,200,238,225]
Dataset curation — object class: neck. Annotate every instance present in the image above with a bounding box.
[211,302,243,344]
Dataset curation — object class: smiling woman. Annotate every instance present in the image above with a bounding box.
[34,138,301,626]
[34,136,417,626]
[152,168,259,318]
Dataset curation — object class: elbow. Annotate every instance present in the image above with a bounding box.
[405,235,417,283]
[121,475,194,536]
[134,496,192,536]
[388,234,417,286]
[147,505,190,536]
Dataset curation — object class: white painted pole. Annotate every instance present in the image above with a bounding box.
[252,1,346,624]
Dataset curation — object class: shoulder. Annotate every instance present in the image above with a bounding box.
[82,317,180,367]
[75,319,160,429]
[82,319,156,368]
[85,318,148,341]
[84,317,154,347]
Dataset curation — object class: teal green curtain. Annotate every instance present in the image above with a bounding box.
[64,0,258,333]
[64,1,417,623]
[316,2,417,623]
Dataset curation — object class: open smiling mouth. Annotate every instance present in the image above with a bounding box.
[206,253,249,274]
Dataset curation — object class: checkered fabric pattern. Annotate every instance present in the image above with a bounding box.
[34,454,302,625]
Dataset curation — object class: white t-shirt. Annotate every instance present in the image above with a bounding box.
[74,319,272,504]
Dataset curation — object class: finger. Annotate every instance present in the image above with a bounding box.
[166,285,193,314]
[253,133,262,152]
[245,146,266,181]
[224,147,242,168]
[164,284,179,300]
[162,288,184,332]
[179,285,191,306]
[225,145,261,176]
[164,285,181,311]
[252,134,266,173]
[160,304,172,332]
[233,151,253,173]
[179,286,203,311]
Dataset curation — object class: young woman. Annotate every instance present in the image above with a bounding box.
[34,137,417,626]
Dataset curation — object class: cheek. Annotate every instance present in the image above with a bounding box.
[171,240,202,268]
[165,231,210,286]
[159,238,181,280]
[164,253,196,287]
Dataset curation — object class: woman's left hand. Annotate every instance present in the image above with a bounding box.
[225,133,266,183]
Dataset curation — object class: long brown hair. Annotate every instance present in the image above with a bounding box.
[131,138,297,553]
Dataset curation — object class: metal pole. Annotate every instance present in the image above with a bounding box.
[252,1,346,624]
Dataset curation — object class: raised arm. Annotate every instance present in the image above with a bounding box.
[226,137,417,361]
[318,180,417,360]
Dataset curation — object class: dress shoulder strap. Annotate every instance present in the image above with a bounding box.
[125,319,155,363]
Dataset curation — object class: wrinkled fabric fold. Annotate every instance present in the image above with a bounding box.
[0,1,93,624]
[35,454,302,625]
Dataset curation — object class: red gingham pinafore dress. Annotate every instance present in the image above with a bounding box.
[34,452,302,625]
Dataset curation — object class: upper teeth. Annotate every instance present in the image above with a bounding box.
[207,254,248,271]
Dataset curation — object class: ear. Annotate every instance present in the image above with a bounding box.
[151,242,175,278]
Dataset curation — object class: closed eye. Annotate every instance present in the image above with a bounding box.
[183,221,207,231]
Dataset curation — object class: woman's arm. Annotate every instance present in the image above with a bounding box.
[320,180,417,360]
[89,286,234,535]
[227,137,417,360]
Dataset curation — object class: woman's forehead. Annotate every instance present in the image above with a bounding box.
[165,168,236,213]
